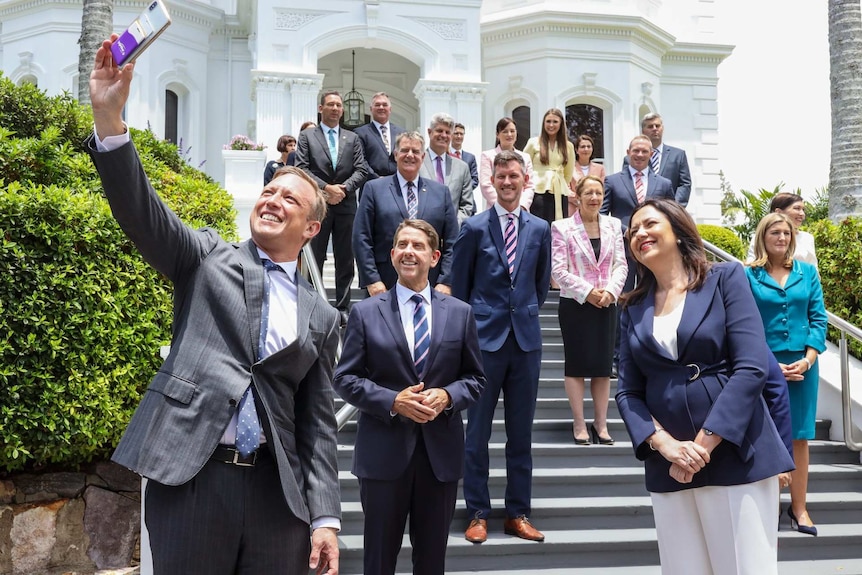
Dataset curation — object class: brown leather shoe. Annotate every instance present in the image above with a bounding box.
[503,516,545,542]
[465,518,488,543]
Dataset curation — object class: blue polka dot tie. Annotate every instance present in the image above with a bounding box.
[235,259,282,457]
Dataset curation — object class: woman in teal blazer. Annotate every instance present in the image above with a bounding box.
[746,213,827,536]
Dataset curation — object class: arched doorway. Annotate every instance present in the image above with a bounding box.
[566,104,605,163]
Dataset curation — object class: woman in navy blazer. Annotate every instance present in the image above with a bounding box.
[745,212,827,536]
[616,199,794,574]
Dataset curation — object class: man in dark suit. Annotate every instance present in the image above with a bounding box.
[354,92,405,182]
[87,38,340,574]
[353,131,458,297]
[451,122,479,189]
[296,91,368,314]
[602,134,675,291]
[334,219,485,575]
[419,113,475,224]
[452,150,551,544]
[623,113,692,206]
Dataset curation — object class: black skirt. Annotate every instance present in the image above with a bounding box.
[558,296,617,377]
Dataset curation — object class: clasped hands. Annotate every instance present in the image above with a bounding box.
[323,184,347,205]
[586,288,614,309]
[392,382,450,423]
[779,360,808,382]
[652,429,721,484]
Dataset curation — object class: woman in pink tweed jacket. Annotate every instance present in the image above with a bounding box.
[551,176,628,445]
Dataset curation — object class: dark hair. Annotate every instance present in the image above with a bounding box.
[454,123,465,131]
[539,108,569,166]
[270,166,328,224]
[769,192,804,212]
[492,149,525,174]
[299,121,317,132]
[622,198,710,306]
[393,219,440,252]
[319,90,342,106]
[494,117,516,147]
[575,134,595,161]
[276,134,295,153]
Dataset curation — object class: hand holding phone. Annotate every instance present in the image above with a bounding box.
[110,0,172,67]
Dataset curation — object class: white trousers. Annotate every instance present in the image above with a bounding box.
[651,476,779,575]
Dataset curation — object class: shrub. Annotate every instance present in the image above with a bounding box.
[809,217,862,358]
[698,224,746,261]
[0,73,237,472]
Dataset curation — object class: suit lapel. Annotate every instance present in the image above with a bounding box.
[570,212,596,268]
[488,210,508,273]
[381,291,415,374]
[295,276,315,348]
[424,291,447,372]
[675,274,720,360]
[622,172,638,204]
[240,241,266,360]
[628,292,670,360]
[443,155,453,184]
[415,177,431,220]
[315,127,333,174]
[389,175,409,219]
[596,215,613,267]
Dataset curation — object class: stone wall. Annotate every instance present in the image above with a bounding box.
[0,462,140,575]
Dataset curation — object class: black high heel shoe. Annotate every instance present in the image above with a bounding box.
[572,424,591,445]
[788,508,818,536]
[590,424,614,445]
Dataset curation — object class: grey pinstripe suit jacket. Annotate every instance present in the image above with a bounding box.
[87,137,341,526]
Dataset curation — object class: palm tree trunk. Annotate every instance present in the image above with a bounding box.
[829,0,862,221]
[78,0,114,106]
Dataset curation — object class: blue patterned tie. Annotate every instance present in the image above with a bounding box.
[407,181,418,219]
[328,128,338,170]
[504,213,517,276]
[411,294,429,377]
[650,148,660,176]
[235,259,282,457]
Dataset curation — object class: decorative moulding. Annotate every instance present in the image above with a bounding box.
[410,17,467,41]
[274,9,332,31]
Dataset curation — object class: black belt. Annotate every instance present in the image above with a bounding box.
[211,444,269,467]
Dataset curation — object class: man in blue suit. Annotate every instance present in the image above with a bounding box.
[451,122,479,189]
[353,131,459,297]
[334,219,485,575]
[623,113,692,206]
[452,150,551,544]
[354,92,405,183]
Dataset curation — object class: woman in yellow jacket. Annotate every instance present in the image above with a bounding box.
[524,108,576,226]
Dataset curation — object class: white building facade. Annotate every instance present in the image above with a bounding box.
[0,0,733,221]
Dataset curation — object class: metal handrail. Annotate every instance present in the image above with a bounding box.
[702,240,862,451]
[300,244,358,431]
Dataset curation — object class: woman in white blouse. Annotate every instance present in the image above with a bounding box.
[747,192,817,268]
[478,116,535,211]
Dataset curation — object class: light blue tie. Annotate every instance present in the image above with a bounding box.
[328,128,338,170]
[235,259,282,457]
[411,294,429,377]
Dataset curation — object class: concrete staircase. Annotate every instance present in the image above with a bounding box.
[323,267,862,574]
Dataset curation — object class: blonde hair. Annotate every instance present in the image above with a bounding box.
[749,213,796,270]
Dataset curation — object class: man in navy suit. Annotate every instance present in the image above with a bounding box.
[353,131,458,297]
[452,150,551,544]
[296,91,368,315]
[451,122,479,189]
[354,92,405,183]
[623,113,692,206]
[334,219,485,575]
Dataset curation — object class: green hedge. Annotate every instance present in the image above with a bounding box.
[698,224,746,261]
[0,74,237,472]
[809,217,862,358]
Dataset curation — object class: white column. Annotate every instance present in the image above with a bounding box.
[252,72,289,161]
[413,79,454,134]
[452,83,487,159]
[286,73,324,137]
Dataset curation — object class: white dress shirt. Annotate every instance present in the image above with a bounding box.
[395,282,433,351]
[628,165,649,197]
[493,202,521,236]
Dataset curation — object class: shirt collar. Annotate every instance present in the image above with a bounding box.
[396,171,419,190]
[493,202,520,219]
[395,281,432,306]
[255,247,298,282]
[628,165,646,177]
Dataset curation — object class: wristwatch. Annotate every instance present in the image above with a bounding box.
[702,428,714,436]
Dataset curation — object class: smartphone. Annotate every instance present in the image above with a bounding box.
[110,0,172,67]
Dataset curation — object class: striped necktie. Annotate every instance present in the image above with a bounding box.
[634,171,645,204]
[411,294,429,376]
[380,124,390,154]
[504,213,517,276]
[650,148,660,176]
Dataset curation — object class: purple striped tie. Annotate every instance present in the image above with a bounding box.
[411,294,429,376]
[504,213,517,276]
